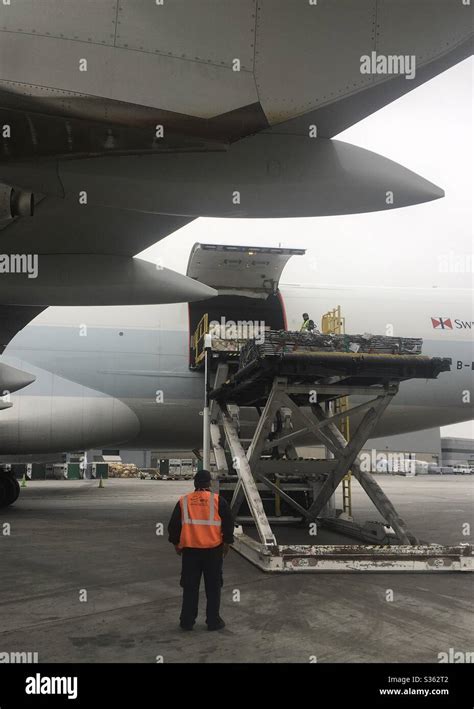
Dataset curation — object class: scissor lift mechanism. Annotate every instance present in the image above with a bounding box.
[206,344,473,572]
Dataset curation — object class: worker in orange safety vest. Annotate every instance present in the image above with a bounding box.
[168,469,234,631]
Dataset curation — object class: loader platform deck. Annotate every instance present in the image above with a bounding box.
[209,348,451,407]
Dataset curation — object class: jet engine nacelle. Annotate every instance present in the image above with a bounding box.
[0,254,216,306]
[58,136,444,218]
[0,361,140,454]
[0,183,34,220]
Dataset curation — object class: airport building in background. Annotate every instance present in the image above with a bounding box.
[441,437,474,468]
[41,430,473,474]
[87,427,445,471]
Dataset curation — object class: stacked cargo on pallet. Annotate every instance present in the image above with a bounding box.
[239,330,423,369]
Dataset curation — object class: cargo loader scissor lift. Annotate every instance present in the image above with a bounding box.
[203,331,473,573]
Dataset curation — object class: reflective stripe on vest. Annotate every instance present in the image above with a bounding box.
[181,492,222,526]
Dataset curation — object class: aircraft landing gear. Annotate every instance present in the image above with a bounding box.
[0,473,20,508]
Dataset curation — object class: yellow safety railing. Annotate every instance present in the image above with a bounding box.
[321,305,345,336]
[193,313,209,367]
[321,305,352,517]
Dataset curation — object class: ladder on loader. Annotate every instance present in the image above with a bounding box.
[321,306,351,517]
[206,334,473,573]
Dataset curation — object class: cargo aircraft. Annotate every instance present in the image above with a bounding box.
[0,2,472,505]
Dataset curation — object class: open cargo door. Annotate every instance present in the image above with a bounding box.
[187,243,305,368]
[186,243,305,297]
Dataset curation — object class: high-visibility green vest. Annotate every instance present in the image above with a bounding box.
[300,319,310,332]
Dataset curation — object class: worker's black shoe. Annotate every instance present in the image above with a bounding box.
[179,622,194,631]
[207,618,226,631]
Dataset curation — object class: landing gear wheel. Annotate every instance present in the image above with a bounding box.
[0,476,10,507]
[0,475,20,507]
[7,475,20,504]
[0,477,7,507]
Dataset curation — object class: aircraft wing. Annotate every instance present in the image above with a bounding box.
[255,1,472,136]
[265,33,472,139]
[0,1,470,153]
[0,0,471,349]
[0,206,213,351]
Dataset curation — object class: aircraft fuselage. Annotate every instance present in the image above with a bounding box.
[0,283,472,455]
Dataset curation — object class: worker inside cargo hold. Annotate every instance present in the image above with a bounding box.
[300,313,317,333]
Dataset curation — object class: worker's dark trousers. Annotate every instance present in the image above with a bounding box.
[180,545,224,627]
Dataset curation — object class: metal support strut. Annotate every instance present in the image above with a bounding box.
[209,362,473,573]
